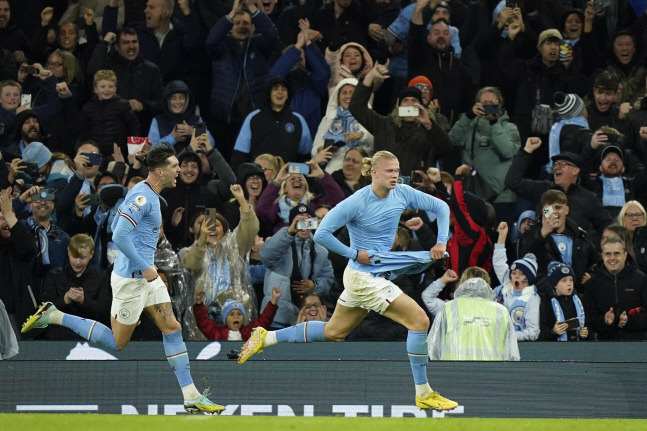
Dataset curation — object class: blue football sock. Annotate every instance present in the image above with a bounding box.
[275,321,326,343]
[163,330,193,388]
[62,314,117,351]
[407,330,429,385]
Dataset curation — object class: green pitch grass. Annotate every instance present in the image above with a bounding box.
[1,415,646,431]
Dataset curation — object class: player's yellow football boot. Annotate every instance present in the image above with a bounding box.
[184,390,225,414]
[415,391,458,411]
[237,327,267,364]
[21,302,57,333]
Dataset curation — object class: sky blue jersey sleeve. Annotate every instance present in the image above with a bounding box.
[112,201,151,271]
[313,195,360,260]
[403,186,450,244]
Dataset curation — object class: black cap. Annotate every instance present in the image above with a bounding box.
[600,145,624,162]
[551,152,582,168]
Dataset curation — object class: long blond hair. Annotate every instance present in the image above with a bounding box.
[360,150,398,177]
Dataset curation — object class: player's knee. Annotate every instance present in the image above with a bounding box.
[410,313,430,332]
[164,320,182,333]
[323,326,347,342]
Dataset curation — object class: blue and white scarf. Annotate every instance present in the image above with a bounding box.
[551,295,585,341]
[278,195,309,223]
[600,175,626,207]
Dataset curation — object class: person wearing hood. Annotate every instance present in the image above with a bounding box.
[231,75,313,173]
[428,277,520,360]
[348,61,452,176]
[161,150,225,251]
[325,41,374,94]
[3,110,47,162]
[223,162,267,230]
[205,0,279,163]
[148,80,215,154]
[268,19,330,139]
[311,78,373,174]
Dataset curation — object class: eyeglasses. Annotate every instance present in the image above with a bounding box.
[624,212,645,219]
[552,161,577,168]
[47,62,63,67]
[304,303,321,309]
[247,175,263,181]
[414,84,431,91]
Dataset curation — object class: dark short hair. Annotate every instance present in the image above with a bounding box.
[594,70,620,92]
[94,171,117,189]
[146,145,176,170]
[76,140,101,154]
[541,189,567,206]
[116,26,138,44]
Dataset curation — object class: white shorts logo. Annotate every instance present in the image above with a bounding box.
[119,308,131,319]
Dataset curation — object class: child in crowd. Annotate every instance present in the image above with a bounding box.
[80,69,139,156]
[539,261,588,341]
[493,222,540,341]
[192,287,281,341]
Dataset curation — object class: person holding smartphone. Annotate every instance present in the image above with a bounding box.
[0,66,61,148]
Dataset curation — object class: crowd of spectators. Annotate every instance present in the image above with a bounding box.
[1,0,647,344]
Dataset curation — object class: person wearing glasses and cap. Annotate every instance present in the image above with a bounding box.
[505,136,612,242]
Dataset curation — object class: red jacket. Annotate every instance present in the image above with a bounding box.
[193,301,278,341]
[436,180,493,274]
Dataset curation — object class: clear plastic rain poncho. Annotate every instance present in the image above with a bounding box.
[155,235,205,340]
[187,228,257,330]
[427,278,520,361]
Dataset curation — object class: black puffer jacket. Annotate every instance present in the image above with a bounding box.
[349,83,453,175]
[519,217,598,296]
[80,95,140,155]
[40,264,112,340]
[585,261,647,341]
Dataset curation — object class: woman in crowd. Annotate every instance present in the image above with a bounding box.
[312,78,373,174]
[330,147,371,198]
[618,201,647,274]
[255,159,345,235]
[254,153,284,183]
[180,184,260,325]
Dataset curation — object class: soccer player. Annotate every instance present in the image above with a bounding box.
[238,150,458,411]
[21,145,224,414]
